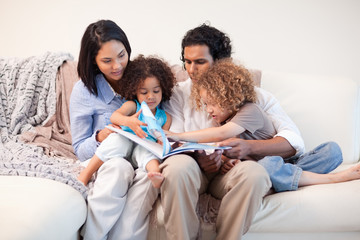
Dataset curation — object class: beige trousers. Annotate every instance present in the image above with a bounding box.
[160,155,271,240]
[82,157,158,240]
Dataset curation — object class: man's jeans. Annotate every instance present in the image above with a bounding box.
[258,141,343,192]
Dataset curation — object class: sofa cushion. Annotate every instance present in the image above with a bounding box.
[261,72,360,163]
[250,176,360,233]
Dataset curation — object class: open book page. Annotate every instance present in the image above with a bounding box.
[106,126,165,159]
[164,141,231,158]
[106,126,230,159]
[106,101,231,159]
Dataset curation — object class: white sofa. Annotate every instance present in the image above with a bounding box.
[1,67,359,240]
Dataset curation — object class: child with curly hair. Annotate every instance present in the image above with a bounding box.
[168,58,360,192]
[167,58,276,174]
[78,55,176,188]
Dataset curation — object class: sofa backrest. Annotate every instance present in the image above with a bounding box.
[261,71,360,164]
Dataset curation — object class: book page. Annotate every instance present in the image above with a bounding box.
[106,126,164,159]
[164,142,231,158]
[140,101,172,155]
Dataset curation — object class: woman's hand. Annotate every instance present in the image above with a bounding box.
[96,124,121,142]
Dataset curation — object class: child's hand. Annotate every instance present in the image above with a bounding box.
[220,159,240,174]
[127,110,148,138]
[110,124,122,129]
[164,130,180,142]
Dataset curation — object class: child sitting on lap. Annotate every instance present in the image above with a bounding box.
[78,55,176,188]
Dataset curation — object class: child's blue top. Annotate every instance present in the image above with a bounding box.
[121,100,167,142]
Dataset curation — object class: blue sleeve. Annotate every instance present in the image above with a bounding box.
[70,81,98,161]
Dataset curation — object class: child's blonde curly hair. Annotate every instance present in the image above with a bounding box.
[191,58,257,113]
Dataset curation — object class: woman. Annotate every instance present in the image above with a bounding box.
[70,20,158,240]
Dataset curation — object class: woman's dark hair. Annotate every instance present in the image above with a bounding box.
[119,55,176,103]
[181,23,232,63]
[77,20,131,95]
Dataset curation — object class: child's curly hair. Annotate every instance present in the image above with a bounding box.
[192,58,257,113]
[118,55,176,102]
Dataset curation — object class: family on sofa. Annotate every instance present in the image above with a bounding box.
[70,19,360,240]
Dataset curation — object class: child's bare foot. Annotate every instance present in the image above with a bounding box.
[78,171,89,186]
[148,172,164,188]
[335,164,360,182]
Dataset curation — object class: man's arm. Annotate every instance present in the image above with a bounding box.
[255,87,305,157]
[218,136,296,160]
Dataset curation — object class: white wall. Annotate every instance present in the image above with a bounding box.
[1,0,359,82]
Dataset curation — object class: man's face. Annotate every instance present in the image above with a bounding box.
[183,45,214,81]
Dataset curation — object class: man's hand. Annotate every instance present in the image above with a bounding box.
[218,136,296,160]
[218,138,252,159]
[194,149,223,174]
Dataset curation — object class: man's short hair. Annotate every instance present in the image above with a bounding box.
[181,23,232,62]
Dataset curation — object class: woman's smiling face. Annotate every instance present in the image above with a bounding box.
[95,39,129,84]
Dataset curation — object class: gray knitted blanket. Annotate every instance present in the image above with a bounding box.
[0,52,88,198]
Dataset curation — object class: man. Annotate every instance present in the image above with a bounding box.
[161,24,304,239]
